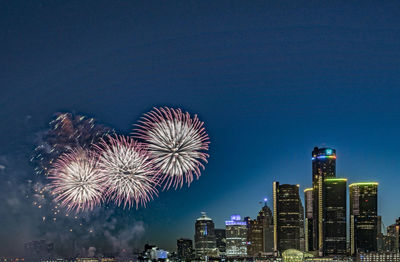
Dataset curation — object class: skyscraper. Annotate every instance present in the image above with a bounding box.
[349,182,378,255]
[247,200,274,256]
[323,178,347,255]
[311,147,337,256]
[387,218,400,252]
[304,188,315,252]
[259,200,274,253]
[273,182,301,254]
[194,212,217,259]
[225,215,248,257]
[247,218,263,256]
[214,229,226,255]
[177,238,193,261]
[299,200,305,251]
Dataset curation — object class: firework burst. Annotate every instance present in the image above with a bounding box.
[96,135,159,209]
[32,112,113,176]
[134,107,210,189]
[49,149,106,213]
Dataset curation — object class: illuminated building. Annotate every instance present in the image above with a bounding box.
[282,249,314,262]
[273,182,301,254]
[259,199,274,253]
[148,247,168,260]
[177,238,193,261]
[247,199,274,256]
[214,228,226,254]
[387,218,400,252]
[311,147,337,256]
[225,215,248,256]
[323,178,347,255]
[194,212,217,259]
[349,182,378,255]
[299,201,305,251]
[304,188,315,252]
[356,251,400,262]
[247,217,263,256]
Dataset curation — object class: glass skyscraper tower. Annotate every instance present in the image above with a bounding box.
[273,182,301,255]
[350,182,378,255]
[324,178,347,255]
[194,212,217,259]
[311,147,336,255]
[309,147,347,256]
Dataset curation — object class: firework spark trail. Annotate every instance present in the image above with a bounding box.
[49,150,106,213]
[32,112,113,177]
[96,135,159,209]
[133,107,210,189]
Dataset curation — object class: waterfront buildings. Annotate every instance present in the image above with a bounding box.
[311,147,336,256]
[225,215,248,257]
[323,178,347,255]
[349,182,378,255]
[177,238,193,261]
[194,212,217,259]
[273,182,301,254]
[214,228,226,255]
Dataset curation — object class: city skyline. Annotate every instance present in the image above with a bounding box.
[2,1,400,258]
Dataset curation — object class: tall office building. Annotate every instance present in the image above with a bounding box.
[259,201,274,253]
[349,182,378,255]
[299,201,305,251]
[194,212,217,259]
[247,218,263,256]
[273,182,301,255]
[304,188,315,252]
[225,215,248,257]
[387,218,400,252]
[247,200,274,256]
[311,147,337,255]
[324,178,347,255]
[214,229,226,254]
[177,238,193,261]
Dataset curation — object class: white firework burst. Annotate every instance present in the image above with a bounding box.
[134,107,210,189]
[49,149,106,213]
[96,135,159,209]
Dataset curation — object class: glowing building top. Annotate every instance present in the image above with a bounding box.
[225,214,248,257]
[312,147,336,183]
[197,211,212,221]
[225,215,247,226]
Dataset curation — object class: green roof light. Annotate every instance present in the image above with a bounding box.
[349,182,378,187]
[325,178,347,182]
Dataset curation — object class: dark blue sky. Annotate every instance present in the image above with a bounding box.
[1,0,400,255]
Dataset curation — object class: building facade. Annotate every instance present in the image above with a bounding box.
[247,217,263,256]
[177,238,193,261]
[356,251,400,262]
[214,228,226,255]
[194,212,217,259]
[247,201,274,256]
[307,147,336,256]
[349,182,378,255]
[387,218,400,252]
[323,178,347,255]
[304,188,314,253]
[225,215,248,257]
[273,182,301,254]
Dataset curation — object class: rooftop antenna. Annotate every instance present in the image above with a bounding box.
[259,198,268,207]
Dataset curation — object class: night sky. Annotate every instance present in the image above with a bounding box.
[1,0,400,257]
